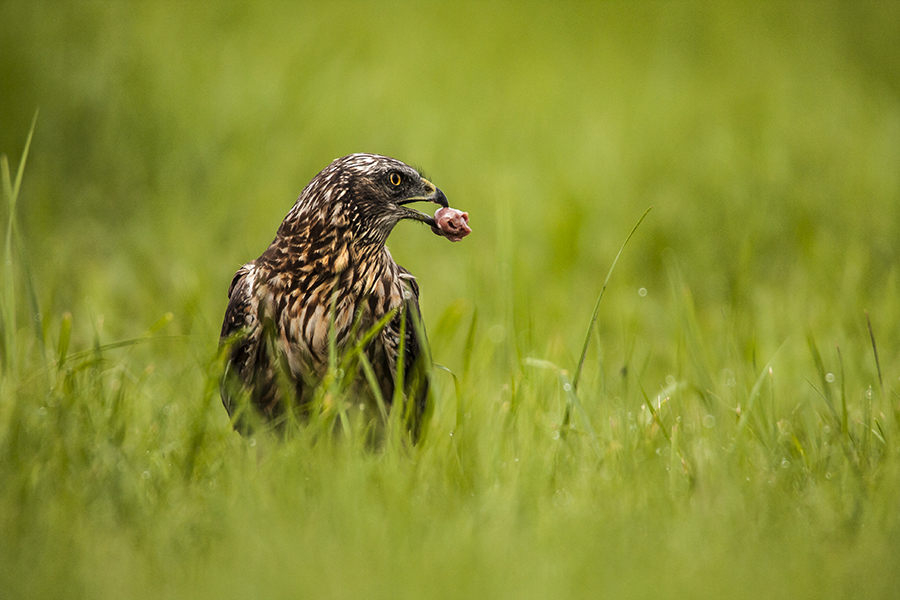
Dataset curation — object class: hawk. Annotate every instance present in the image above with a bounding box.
[220,153,469,440]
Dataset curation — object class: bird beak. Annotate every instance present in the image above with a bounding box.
[396,178,449,227]
[397,179,449,208]
[421,179,449,208]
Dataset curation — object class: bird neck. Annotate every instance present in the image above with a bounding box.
[350,243,397,284]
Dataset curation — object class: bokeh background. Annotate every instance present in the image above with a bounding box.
[3,2,900,373]
[3,2,900,598]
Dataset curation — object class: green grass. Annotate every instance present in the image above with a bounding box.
[2,2,900,598]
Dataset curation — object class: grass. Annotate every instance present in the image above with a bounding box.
[2,2,900,598]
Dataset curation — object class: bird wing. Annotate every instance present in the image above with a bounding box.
[220,262,290,431]
[222,260,431,438]
[385,266,432,441]
[220,263,258,423]
[220,264,254,342]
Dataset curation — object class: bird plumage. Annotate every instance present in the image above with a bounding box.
[220,153,447,440]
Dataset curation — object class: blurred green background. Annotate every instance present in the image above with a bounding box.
[3,3,900,598]
[3,1,898,369]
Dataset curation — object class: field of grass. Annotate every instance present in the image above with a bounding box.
[2,2,900,598]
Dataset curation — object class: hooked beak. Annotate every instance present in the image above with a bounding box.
[396,178,448,227]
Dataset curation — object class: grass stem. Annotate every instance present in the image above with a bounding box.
[572,206,652,391]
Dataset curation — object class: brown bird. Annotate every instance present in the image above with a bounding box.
[219,153,469,440]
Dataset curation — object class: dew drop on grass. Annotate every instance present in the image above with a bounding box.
[551,431,560,440]
[37,407,47,416]
[638,287,647,297]
[823,425,831,434]
[825,372,835,383]
[554,488,573,507]
[665,375,676,386]
[865,388,874,399]
[825,472,833,480]
[781,459,790,469]
[702,414,716,428]
[142,471,151,479]
[563,383,571,392]
[249,438,257,447]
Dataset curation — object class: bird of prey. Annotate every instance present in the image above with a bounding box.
[220,153,470,440]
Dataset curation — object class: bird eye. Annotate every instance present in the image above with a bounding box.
[390,172,402,186]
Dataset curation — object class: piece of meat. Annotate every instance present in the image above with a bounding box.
[432,206,471,242]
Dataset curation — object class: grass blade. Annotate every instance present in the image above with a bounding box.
[1,111,39,378]
[11,110,39,203]
[1,155,16,377]
[640,382,672,443]
[462,308,478,382]
[573,206,652,391]
[807,330,835,414]
[56,312,72,369]
[737,342,786,434]
[837,343,848,437]
[358,349,388,422]
[865,310,883,393]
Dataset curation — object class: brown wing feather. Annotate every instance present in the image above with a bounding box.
[381,267,431,441]
[220,262,301,432]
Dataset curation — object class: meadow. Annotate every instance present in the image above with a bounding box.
[2,2,900,598]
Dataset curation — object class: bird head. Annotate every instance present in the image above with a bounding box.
[284,153,449,247]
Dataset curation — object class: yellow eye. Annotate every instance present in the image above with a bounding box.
[390,172,402,186]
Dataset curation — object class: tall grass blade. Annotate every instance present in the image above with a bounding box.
[837,344,848,437]
[1,111,39,378]
[339,308,398,369]
[806,330,835,414]
[56,312,72,369]
[737,343,785,434]
[865,310,883,393]
[640,383,672,443]
[11,111,38,203]
[462,308,478,382]
[558,370,598,451]
[358,351,388,422]
[433,364,462,428]
[1,155,16,377]
[573,206,652,391]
